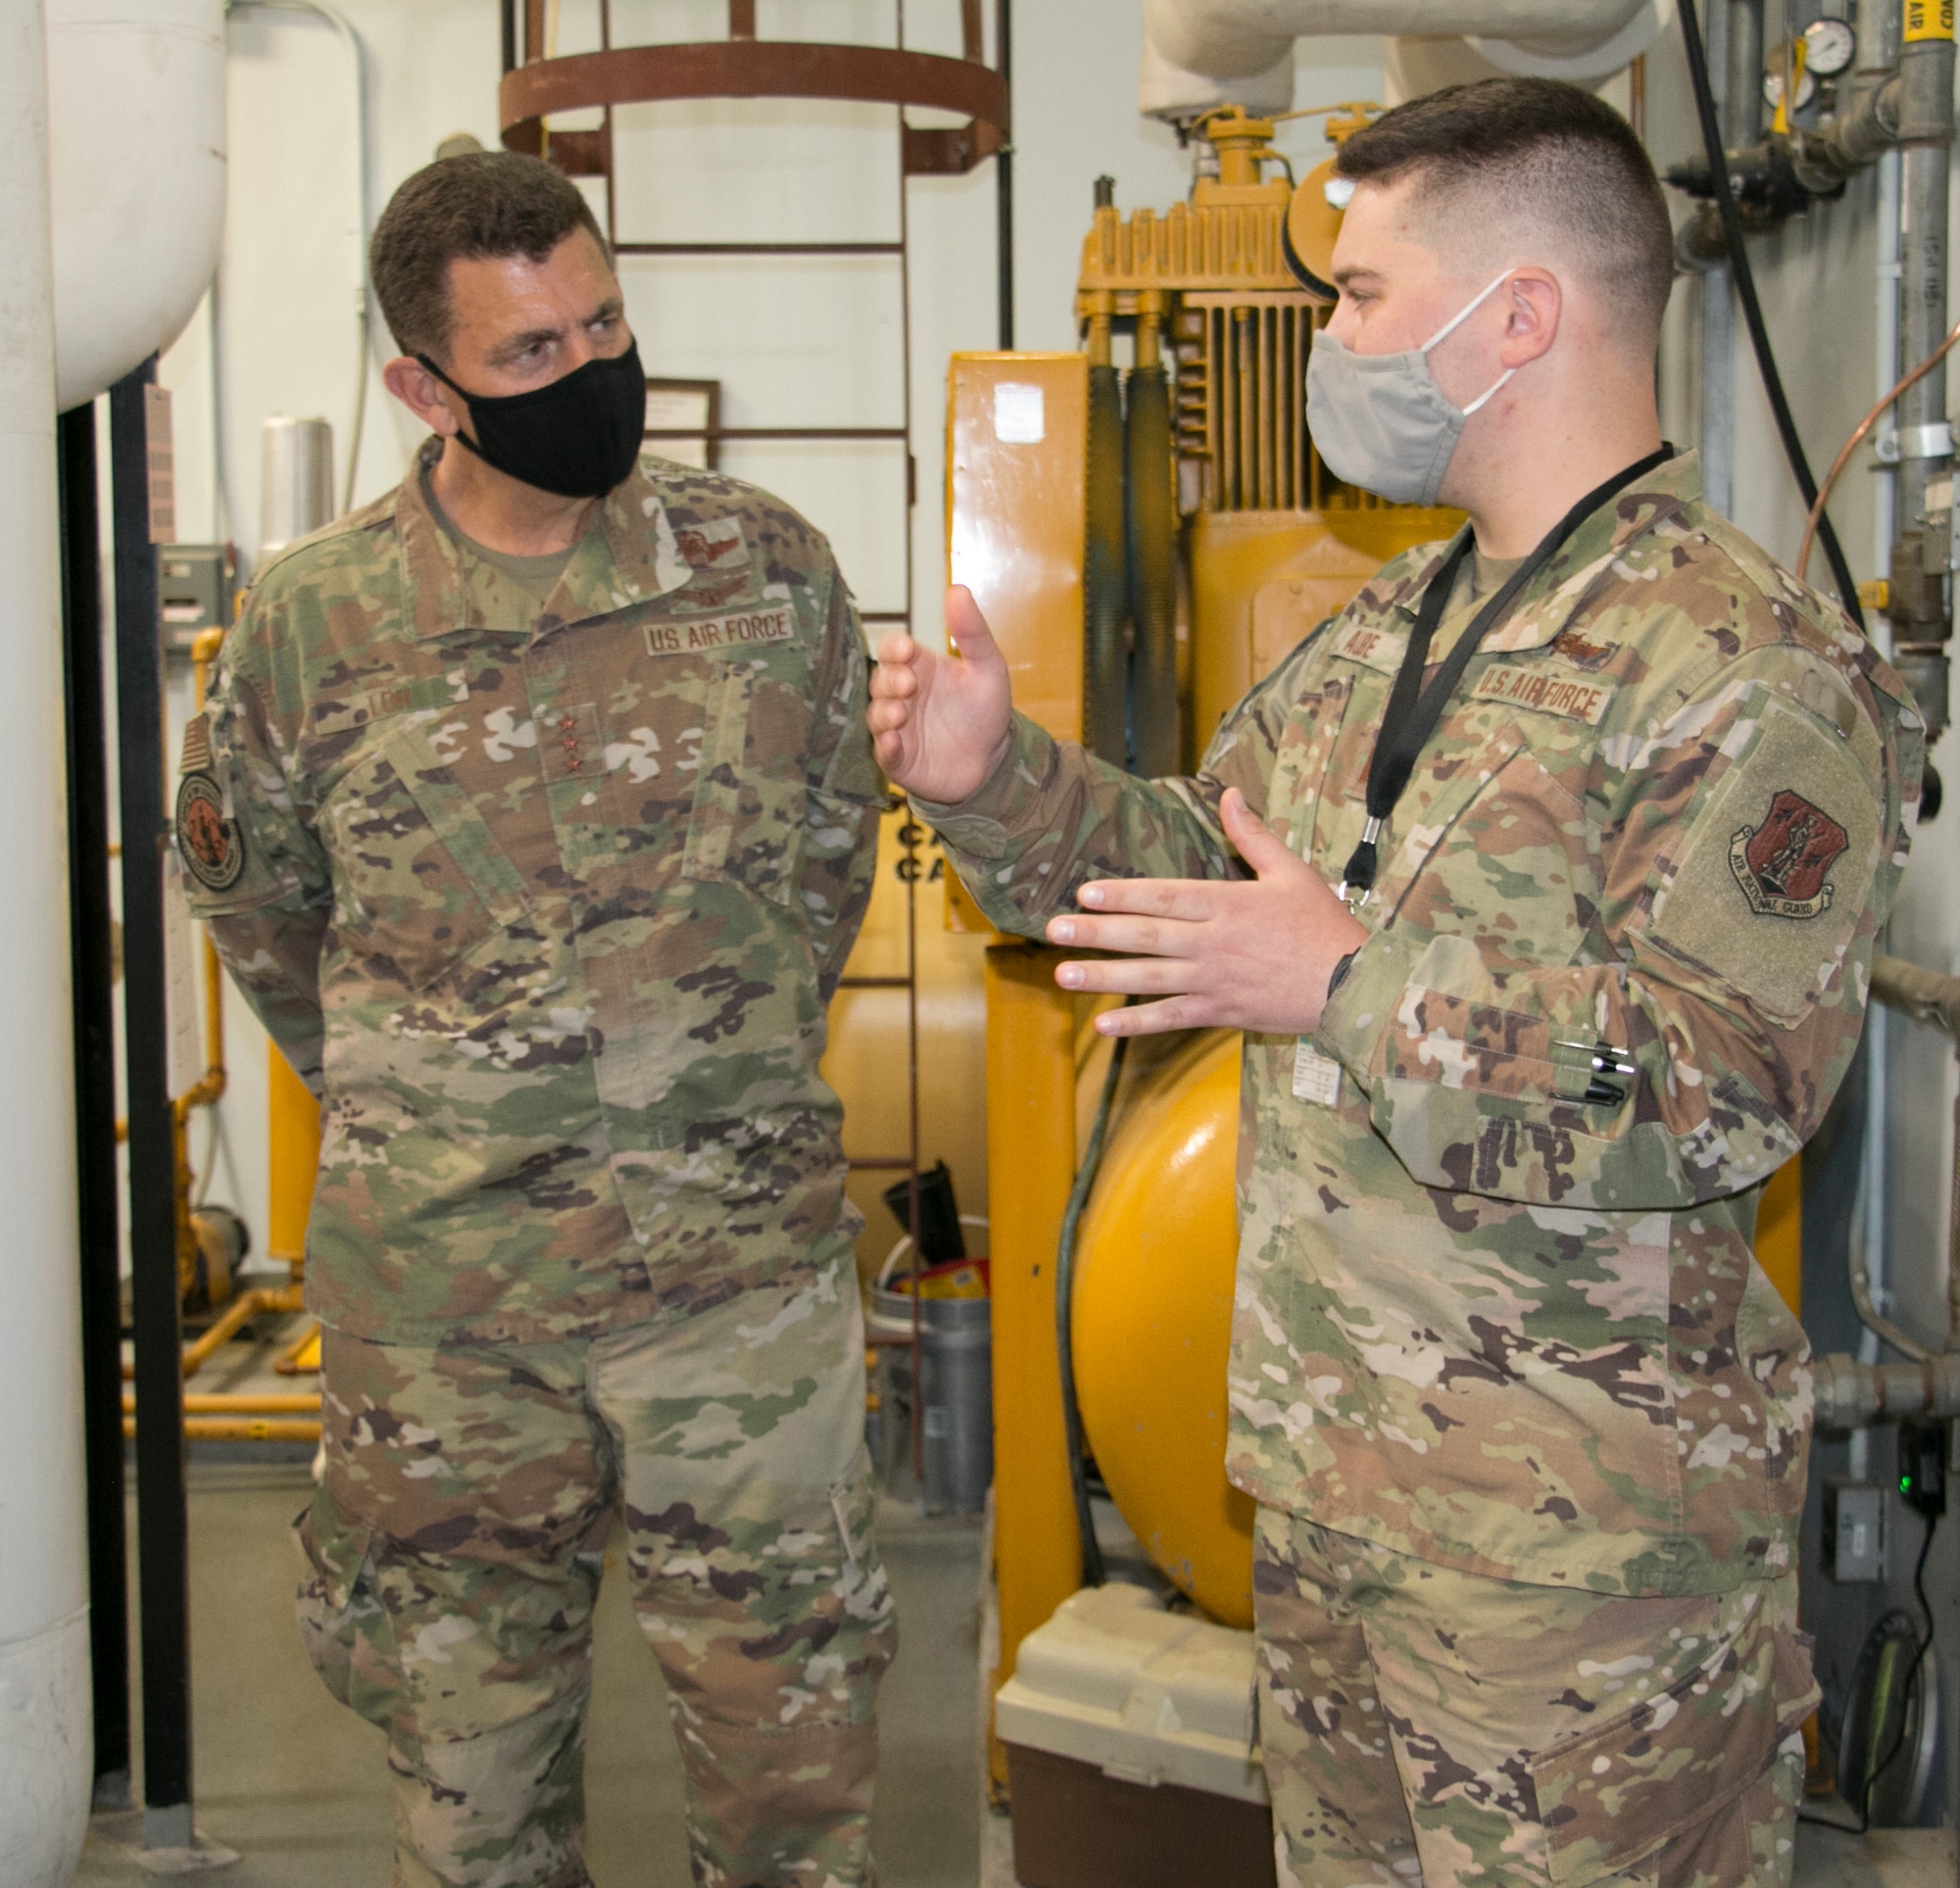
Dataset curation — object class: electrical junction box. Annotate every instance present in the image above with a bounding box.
[159,544,236,660]
[994,1580,1276,1888]
[1824,1478,1886,1583]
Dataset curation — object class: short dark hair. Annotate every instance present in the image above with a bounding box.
[368,151,610,361]
[1335,77,1675,347]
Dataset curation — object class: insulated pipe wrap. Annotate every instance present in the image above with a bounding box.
[1125,365,1180,779]
[46,0,227,410]
[1084,364,1130,768]
[0,0,93,1874]
[1815,1352,1960,1429]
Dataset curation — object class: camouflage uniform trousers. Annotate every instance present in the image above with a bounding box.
[1253,1508,1820,1888]
[293,1260,897,1888]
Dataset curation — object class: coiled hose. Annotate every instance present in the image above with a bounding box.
[1125,363,1180,778]
[1084,363,1130,768]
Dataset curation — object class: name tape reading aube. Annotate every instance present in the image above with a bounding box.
[644,605,796,657]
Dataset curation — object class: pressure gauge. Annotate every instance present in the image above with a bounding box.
[1763,65,1818,113]
[1803,17,1856,77]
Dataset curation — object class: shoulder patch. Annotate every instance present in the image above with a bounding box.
[1729,790,1848,919]
[174,772,245,892]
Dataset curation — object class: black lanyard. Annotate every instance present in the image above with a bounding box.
[1338,444,1673,902]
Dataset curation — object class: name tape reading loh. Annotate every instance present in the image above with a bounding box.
[645,605,795,657]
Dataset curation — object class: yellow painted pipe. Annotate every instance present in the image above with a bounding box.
[984,944,1084,1792]
[123,1393,319,1415]
[124,1417,319,1444]
[122,1283,307,1381]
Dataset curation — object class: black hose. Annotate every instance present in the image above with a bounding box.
[1125,363,1180,777]
[1056,1030,1130,1587]
[1085,363,1130,766]
[1677,0,1866,631]
[1857,1512,1938,1827]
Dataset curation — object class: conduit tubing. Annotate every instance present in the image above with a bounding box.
[1125,321,1180,779]
[1085,320,1129,768]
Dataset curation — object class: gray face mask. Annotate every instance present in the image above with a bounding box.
[1304,272,1517,506]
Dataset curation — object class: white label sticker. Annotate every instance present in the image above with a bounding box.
[993,382,1046,444]
[1292,1041,1344,1107]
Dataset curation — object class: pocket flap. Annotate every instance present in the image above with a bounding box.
[1530,1619,1817,1887]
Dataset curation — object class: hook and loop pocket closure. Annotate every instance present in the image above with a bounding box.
[681,661,808,908]
[320,717,534,993]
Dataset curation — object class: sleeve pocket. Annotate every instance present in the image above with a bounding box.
[1528,1618,1818,1887]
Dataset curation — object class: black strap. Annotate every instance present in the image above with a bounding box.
[1339,444,1674,899]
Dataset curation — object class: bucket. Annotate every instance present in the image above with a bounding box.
[870,1220,992,1514]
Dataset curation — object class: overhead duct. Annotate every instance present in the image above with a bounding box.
[1141,0,1675,119]
[46,0,227,411]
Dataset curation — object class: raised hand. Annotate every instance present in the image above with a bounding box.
[1044,789,1369,1037]
[867,586,1015,805]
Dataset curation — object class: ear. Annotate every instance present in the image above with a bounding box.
[1497,269,1561,369]
[381,355,464,437]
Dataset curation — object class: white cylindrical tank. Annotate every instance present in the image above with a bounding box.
[0,0,94,1878]
[259,416,338,565]
[1141,0,1676,117]
[46,0,227,411]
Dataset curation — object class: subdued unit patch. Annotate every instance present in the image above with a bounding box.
[1648,699,1879,1024]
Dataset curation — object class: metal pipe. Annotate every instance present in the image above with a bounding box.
[124,1417,321,1444]
[113,358,197,1850]
[59,400,130,1813]
[1699,0,1734,517]
[1886,20,1955,735]
[1815,1350,1960,1428]
[124,1394,320,1415]
[1726,0,1763,146]
[120,1283,308,1383]
[996,0,1012,349]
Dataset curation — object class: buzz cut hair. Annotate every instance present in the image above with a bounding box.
[369,150,611,362]
[1334,77,1676,350]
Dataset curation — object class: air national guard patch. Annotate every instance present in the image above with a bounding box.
[175,772,244,892]
[1730,789,1847,919]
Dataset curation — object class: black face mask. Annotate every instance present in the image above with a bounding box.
[417,337,646,499]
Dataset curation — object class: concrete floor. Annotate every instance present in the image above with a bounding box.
[77,1457,986,1886]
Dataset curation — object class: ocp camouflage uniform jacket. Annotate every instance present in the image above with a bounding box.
[925,453,1921,1596]
[181,446,884,1345]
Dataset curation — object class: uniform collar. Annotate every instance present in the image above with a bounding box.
[1382,450,1702,655]
[396,439,695,642]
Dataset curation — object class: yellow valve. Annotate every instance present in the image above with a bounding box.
[1195,104,1279,186]
[1859,577,1891,612]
